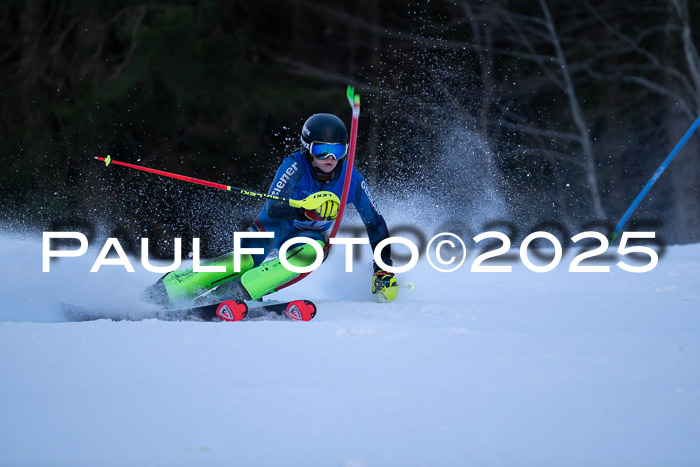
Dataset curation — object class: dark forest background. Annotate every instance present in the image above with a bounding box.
[1,0,699,257]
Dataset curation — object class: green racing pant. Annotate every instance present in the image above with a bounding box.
[158,240,324,305]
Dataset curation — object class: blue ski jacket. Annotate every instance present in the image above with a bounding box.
[250,151,392,271]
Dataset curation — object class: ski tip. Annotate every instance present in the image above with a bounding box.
[285,300,317,321]
[216,300,248,321]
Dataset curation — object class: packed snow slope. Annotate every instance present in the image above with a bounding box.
[1,231,700,466]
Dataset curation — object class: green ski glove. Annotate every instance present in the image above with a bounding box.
[289,191,340,211]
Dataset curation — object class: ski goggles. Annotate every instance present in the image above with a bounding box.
[309,142,348,160]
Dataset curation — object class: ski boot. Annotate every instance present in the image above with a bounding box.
[371,270,398,302]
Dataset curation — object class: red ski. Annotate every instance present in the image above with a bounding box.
[182,299,317,322]
[62,299,317,322]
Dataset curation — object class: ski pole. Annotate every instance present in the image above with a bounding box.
[95,155,311,208]
[610,114,700,242]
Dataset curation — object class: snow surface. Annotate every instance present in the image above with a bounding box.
[1,232,700,466]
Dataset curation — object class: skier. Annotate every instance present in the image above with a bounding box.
[145,113,398,307]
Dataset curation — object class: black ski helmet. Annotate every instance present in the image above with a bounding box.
[301,113,348,154]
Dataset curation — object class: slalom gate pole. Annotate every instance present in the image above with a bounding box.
[275,85,360,291]
[95,155,293,205]
[329,86,361,243]
[610,114,700,243]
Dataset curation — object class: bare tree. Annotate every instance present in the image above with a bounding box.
[463,0,607,220]
[583,0,700,240]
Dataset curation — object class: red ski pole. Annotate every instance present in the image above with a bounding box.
[95,155,297,205]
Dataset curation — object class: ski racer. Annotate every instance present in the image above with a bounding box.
[145,113,398,307]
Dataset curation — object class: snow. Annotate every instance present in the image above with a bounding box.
[1,231,700,466]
